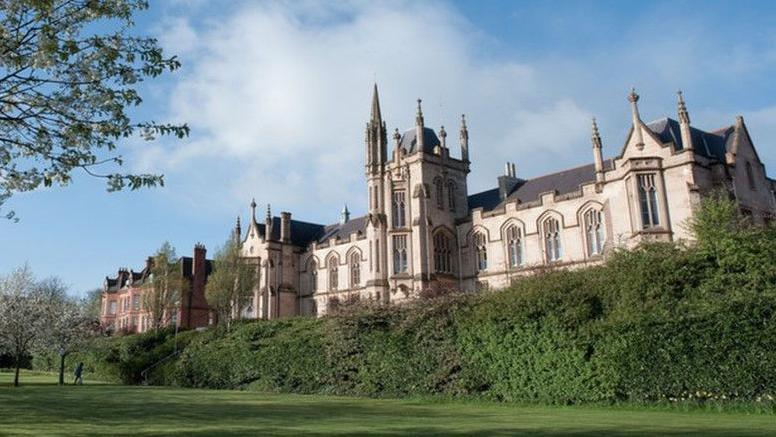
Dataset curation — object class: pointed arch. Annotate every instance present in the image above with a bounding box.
[538,211,564,263]
[464,225,490,247]
[500,218,525,268]
[577,201,606,257]
[432,226,456,274]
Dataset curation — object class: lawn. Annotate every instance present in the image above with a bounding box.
[1,372,774,436]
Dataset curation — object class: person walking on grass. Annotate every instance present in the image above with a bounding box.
[73,362,84,385]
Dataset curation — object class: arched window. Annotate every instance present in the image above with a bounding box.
[584,209,605,256]
[543,217,562,262]
[350,252,360,287]
[435,178,444,209]
[637,174,660,228]
[474,232,487,271]
[433,232,453,274]
[505,225,522,267]
[328,257,338,291]
[746,161,756,190]
[309,260,318,293]
[392,235,408,274]
[447,181,456,211]
[392,190,406,228]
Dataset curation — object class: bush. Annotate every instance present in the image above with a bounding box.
[51,196,776,407]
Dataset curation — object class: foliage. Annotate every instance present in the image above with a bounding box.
[142,241,185,331]
[0,0,189,220]
[0,265,58,386]
[56,195,776,407]
[205,237,256,330]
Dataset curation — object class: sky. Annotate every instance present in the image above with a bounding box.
[2,0,776,295]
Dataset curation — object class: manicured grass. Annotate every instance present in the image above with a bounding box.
[1,372,774,436]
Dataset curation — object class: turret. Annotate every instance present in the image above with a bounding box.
[591,117,605,183]
[460,114,469,162]
[677,90,694,152]
[365,83,387,173]
[280,211,291,243]
[265,204,272,241]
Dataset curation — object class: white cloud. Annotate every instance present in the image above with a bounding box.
[135,0,776,224]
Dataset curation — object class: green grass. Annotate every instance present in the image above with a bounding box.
[1,372,774,436]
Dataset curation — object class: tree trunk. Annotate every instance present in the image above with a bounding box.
[59,354,66,386]
[14,357,20,387]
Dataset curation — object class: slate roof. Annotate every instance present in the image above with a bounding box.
[316,215,368,243]
[468,160,614,212]
[646,117,730,161]
[252,217,326,247]
[400,127,441,154]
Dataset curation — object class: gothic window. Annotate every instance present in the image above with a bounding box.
[132,295,140,311]
[447,181,456,211]
[109,301,117,315]
[392,191,406,228]
[473,232,488,271]
[393,235,408,274]
[433,232,453,274]
[746,161,756,190]
[505,225,523,267]
[309,260,318,293]
[543,217,562,262]
[350,252,360,288]
[637,174,660,228]
[435,178,444,209]
[328,257,338,291]
[584,209,605,256]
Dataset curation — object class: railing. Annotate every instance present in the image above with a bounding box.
[140,350,180,385]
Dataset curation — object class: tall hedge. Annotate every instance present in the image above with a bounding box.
[52,197,776,406]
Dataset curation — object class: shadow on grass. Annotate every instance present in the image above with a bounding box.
[1,381,774,436]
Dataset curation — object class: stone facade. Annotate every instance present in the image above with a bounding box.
[100,245,213,333]
[236,85,776,318]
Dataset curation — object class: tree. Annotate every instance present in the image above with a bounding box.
[0,265,53,386]
[143,241,184,331]
[80,287,103,320]
[0,0,189,221]
[33,278,96,385]
[205,238,255,330]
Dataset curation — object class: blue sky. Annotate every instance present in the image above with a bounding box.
[2,0,776,295]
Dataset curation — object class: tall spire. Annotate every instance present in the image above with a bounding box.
[234,216,242,242]
[591,118,605,184]
[628,87,645,150]
[365,84,387,170]
[460,113,469,162]
[370,83,381,122]
[415,98,424,151]
[677,90,693,152]
[340,204,350,224]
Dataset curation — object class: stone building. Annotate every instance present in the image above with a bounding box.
[236,85,776,318]
[100,244,213,333]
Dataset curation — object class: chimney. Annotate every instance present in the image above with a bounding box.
[145,256,154,273]
[280,212,291,243]
[497,161,519,200]
[187,243,208,329]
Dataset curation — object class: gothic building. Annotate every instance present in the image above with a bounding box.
[235,85,776,318]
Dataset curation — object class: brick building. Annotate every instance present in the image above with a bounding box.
[100,244,213,333]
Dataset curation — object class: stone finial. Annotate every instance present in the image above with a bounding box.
[459,114,469,161]
[627,87,644,150]
[627,87,640,103]
[591,117,602,149]
[371,83,381,122]
[415,98,424,126]
[677,90,690,125]
[340,204,350,224]
[439,125,447,148]
[266,203,271,221]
